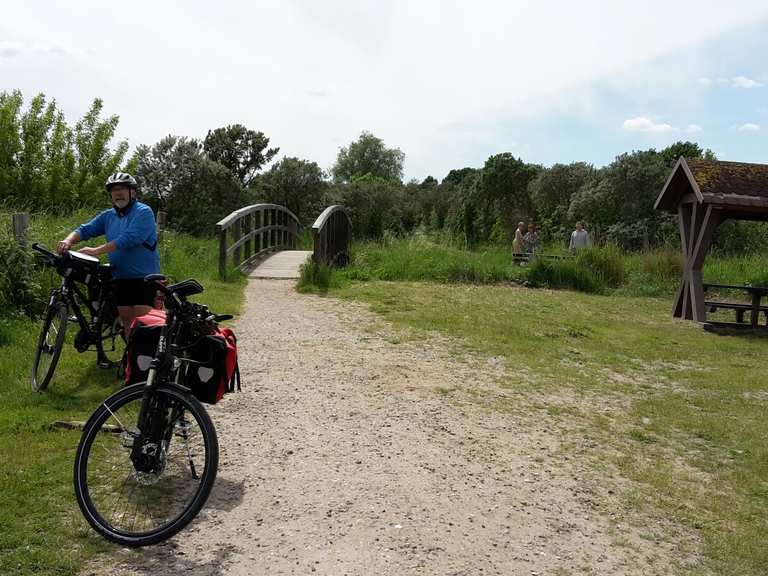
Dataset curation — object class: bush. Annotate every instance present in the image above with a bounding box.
[527,257,602,293]
[641,249,683,282]
[0,224,39,315]
[297,259,332,293]
[575,245,625,287]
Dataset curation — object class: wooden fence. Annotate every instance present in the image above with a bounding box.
[216,204,301,278]
[312,205,352,266]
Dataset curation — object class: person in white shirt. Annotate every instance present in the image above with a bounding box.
[569,221,590,251]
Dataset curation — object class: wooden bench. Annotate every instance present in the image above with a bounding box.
[704,300,768,325]
[512,253,572,264]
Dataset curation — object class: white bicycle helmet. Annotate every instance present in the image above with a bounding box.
[105,172,138,191]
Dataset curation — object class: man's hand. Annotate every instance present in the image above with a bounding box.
[78,246,100,257]
[56,239,72,254]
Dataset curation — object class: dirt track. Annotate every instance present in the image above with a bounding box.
[85,279,704,575]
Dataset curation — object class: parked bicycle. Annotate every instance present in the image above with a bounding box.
[74,274,231,547]
[31,243,125,391]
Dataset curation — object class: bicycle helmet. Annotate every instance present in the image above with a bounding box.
[105,172,138,192]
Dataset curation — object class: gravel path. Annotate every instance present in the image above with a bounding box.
[87,280,704,575]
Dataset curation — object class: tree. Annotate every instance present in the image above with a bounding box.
[441,167,477,187]
[133,136,203,210]
[134,134,249,235]
[478,153,540,239]
[203,124,279,187]
[256,157,327,223]
[529,162,593,240]
[331,131,405,184]
[568,150,671,249]
[166,157,247,236]
[0,91,126,210]
[72,98,129,206]
[659,140,715,166]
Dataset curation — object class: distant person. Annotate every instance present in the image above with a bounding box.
[512,221,525,259]
[523,223,539,255]
[57,172,161,334]
[569,221,590,252]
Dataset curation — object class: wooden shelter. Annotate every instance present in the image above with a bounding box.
[655,158,768,322]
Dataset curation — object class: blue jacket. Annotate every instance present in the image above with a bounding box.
[76,202,161,279]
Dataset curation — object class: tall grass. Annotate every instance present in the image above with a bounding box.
[527,257,602,293]
[345,236,528,284]
[306,234,768,298]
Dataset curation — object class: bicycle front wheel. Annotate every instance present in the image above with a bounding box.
[74,383,219,547]
[31,298,68,392]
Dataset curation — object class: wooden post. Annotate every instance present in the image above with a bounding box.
[12,212,29,247]
[232,217,242,269]
[217,224,227,280]
[156,210,167,243]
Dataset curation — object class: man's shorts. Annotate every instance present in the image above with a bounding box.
[112,278,158,307]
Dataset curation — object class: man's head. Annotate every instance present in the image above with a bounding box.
[105,172,138,214]
[528,223,535,232]
[575,221,583,231]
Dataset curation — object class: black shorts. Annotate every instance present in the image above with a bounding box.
[112,278,157,307]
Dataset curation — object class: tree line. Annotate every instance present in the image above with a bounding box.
[2,90,761,252]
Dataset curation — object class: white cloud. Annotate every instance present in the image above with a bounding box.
[3,0,768,179]
[0,39,69,58]
[732,75,763,88]
[685,124,703,133]
[698,76,763,88]
[622,117,676,133]
[738,123,761,131]
[0,40,22,57]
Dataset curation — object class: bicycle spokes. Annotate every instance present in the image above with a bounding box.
[79,391,211,538]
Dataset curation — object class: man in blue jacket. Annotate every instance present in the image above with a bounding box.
[57,172,161,332]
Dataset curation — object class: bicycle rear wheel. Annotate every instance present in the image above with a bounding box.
[31,298,68,392]
[74,383,218,547]
[96,310,126,368]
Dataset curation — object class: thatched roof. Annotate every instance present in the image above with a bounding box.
[655,158,768,213]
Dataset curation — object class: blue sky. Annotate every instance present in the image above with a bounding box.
[1,0,766,182]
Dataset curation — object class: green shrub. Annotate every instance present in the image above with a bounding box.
[297,259,332,293]
[640,248,683,282]
[0,224,39,315]
[575,245,625,287]
[527,257,602,293]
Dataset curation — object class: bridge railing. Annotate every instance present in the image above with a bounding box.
[216,204,301,278]
[312,205,352,266]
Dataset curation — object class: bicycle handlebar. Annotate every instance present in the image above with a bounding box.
[32,242,58,260]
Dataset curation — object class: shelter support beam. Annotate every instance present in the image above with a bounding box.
[673,203,721,322]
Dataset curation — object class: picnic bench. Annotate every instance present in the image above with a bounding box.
[703,283,768,328]
[512,253,572,264]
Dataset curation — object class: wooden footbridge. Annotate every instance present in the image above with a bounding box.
[216,204,351,279]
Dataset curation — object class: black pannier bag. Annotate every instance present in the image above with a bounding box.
[183,330,240,404]
[124,310,165,385]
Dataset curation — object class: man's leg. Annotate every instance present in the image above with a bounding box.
[118,305,153,340]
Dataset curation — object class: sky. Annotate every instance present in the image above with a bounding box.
[1,0,767,182]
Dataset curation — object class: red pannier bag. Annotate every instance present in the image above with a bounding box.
[184,327,240,404]
[124,309,166,385]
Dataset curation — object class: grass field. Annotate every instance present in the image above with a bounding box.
[0,211,246,576]
[327,281,768,575]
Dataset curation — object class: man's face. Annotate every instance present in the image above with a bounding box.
[576,223,583,231]
[110,185,134,209]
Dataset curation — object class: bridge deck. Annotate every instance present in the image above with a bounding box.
[248,250,312,279]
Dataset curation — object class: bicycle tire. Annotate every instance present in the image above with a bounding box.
[96,310,126,367]
[73,383,218,547]
[31,299,68,392]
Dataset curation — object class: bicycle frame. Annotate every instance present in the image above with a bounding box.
[52,271,120,363]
